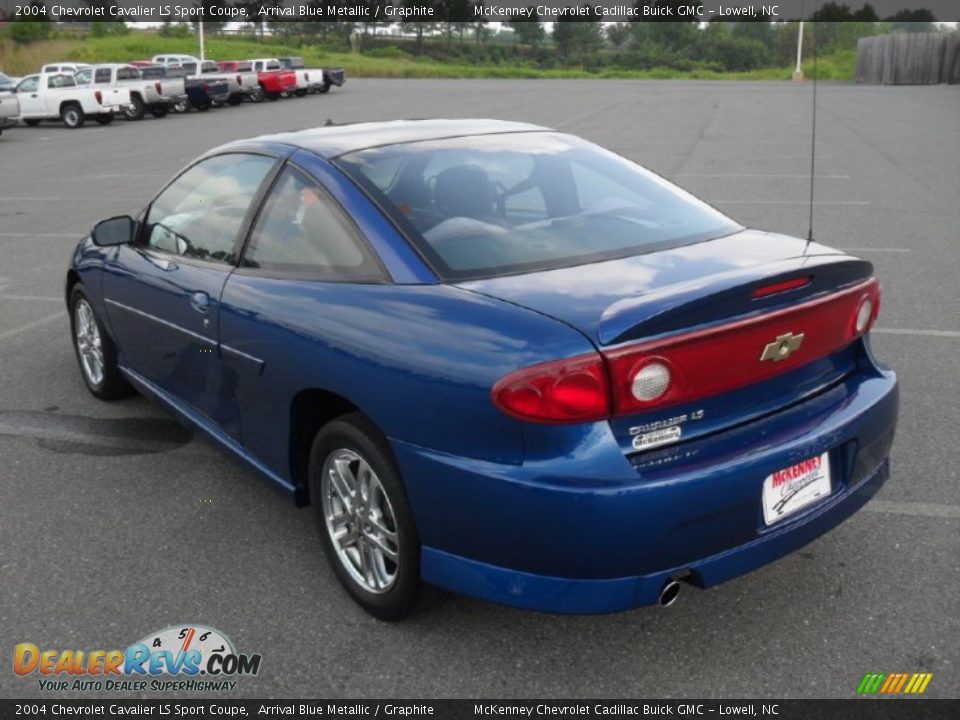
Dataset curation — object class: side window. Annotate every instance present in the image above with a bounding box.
[117,67,138,81]
[18,77,39,93]
[243,167,383,281]
[144,154,275,265]
[94,68,112,84]
[74,69,91,84]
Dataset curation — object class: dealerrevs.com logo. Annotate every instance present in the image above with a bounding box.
[14,624,262,692]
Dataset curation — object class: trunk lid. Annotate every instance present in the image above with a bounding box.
[460,230,876,454]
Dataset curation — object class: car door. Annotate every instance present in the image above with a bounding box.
[15,76,43,117]
[102,152,279,416]
[216,157,389,472]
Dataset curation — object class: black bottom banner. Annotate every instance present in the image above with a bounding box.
[1,700,957,720]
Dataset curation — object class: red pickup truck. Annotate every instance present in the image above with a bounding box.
[219,59,295,101]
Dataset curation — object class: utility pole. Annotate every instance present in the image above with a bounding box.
[793,21,804,81]
[199,20,206,62]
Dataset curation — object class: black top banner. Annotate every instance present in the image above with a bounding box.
[1,0,958,24]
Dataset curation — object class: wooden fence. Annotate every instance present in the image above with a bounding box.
[856,33,960,85]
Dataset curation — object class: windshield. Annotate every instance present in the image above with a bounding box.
[335,132,741,281]
[0,73,11,83]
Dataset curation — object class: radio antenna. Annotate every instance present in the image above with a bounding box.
[805,6,819,249]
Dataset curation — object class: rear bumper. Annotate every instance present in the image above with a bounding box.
[395,366,898,613]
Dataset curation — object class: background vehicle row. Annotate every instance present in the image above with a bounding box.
[0,55,345,132]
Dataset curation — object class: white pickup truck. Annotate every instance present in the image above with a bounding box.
[73,64,184,121]
[278,56,345,95]
[153,55,256,105]
[14,73,131,129]
[0,91,19,136]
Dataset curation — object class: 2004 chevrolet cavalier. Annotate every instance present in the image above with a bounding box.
[66,119,898,619]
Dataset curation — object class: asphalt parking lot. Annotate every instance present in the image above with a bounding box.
[1,79,957,699]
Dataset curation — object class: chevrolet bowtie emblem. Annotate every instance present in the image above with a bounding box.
[760,332,805,362]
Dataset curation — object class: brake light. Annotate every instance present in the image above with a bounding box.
[154,82,162,94]
[492,353,609,424]
[752,276,811,298]
[492,278,881,424]
[237,74,242,86]
[202,82,209,92]
[94,90,102,104]
[305,72,310,81]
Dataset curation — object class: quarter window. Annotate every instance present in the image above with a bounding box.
[94,68,112,83]
[144,154,275,265]
[243,167,383,281]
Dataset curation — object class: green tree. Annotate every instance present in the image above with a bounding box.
[553,6,603,66]
[886,8,937,32]
[606,23,631,50]
[508,8,545,49]
[401,1,440,55]
[10,1,51,44]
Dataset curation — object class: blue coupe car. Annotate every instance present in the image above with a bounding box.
[67,119,898,619]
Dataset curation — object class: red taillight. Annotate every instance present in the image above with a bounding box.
[492,278,881,424]
[94,90,102,104]
[202,81,209,92]
[752,276,811,298]
[492,353,610,424]
[155,81,162,94]
[237,74,242,86]
[305,72,310,81]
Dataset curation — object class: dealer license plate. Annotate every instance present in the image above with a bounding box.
[762,452,832,525]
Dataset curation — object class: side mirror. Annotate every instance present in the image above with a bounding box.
[92,215,135,246]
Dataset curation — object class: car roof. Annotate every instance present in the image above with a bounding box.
[242,119,551,159]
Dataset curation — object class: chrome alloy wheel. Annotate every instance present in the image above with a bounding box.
[75,299,104,387]
[321,448,400,593]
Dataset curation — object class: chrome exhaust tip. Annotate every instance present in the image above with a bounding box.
[659,580,681,607]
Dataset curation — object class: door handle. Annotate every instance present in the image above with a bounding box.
[189,292,210,314]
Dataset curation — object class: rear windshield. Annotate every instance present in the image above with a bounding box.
[334,132,740,281]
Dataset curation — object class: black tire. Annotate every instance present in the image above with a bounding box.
[295,89,307,97]
[308,413,420,621]
[227,95,243,106]
[250,87,266,103]
[24,119,42,127]
[195,101,211,112]
[61,104,84,129]
[125,95,144,121]
[173,100,189,113]
[151,106,169,118]
[318,82,331,94]
[266,92,280,101]
[69,285,133,401]
[95,114,113,125]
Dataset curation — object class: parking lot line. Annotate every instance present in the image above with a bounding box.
[676,174,851,179]
[0,311,64,342]
[840,247,911,253]
[710,200,872,205]
[0,295,62,302]
[864,501,960,520]
[0,233,79,238]
[873,328,960,338]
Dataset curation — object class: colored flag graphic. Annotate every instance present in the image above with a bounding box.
[857,672,933,694]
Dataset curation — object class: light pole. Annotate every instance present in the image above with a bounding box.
[199,20,206,62]
[793,21,804,81]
